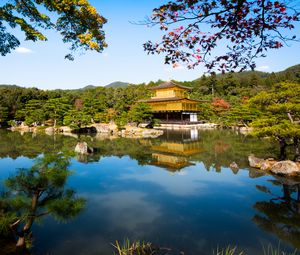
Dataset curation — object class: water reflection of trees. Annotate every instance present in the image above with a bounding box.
[0,129,277,173]
[0,130,77,159]
[0,152,86,254]
[148,129,277,173]
[253,178,300,249]
[191,130,277,172]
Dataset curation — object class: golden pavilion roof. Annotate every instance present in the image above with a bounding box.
[138,97,202,103]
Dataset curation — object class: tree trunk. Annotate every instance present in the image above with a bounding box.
[297,185,300,214]
[287,112,294,124]
[16,193,38,249]
[279,138,287,160]
[16,236,26,249]
[283,184,291,201]
[283,184,292,210]
[54,110,57,128]
[294,137,300,162]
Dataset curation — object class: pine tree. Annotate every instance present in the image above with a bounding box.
[0,153,85,251]
[250,82,300,160]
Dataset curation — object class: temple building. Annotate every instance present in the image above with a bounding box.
[140,81,202,124]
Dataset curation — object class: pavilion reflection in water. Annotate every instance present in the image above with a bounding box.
[150,129,202,171]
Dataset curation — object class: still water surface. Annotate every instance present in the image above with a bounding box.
[0,129,299,254]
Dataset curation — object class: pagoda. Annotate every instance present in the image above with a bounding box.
[140,81,201,123]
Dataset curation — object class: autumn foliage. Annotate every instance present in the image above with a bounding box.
[144,0,299,72]
[0,0,107,59]
[211,97,231,112]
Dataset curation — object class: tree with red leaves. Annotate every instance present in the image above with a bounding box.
[144,0,299,72]
[211,97,230,112]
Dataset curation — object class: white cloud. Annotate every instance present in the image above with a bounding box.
[15,47,33,54]
[256,65,270,71]
[103,52,109,58]
[87,191,161,233]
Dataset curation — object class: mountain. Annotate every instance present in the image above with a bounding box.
[105,81,130,88]
[80,85,97,90]
[276,64,300,82]
[0,84,21,89]
[194,64,300,83]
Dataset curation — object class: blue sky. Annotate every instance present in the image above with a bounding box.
[0,0,299,90]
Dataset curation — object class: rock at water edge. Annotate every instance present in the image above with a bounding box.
[248,155,265,168]
[270,161,300,176]
[75,142,93,154]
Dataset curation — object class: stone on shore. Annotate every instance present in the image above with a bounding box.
[260,158,277,171]
[248,155,265,168]
[248,155,300,176]
[75,142,93,154]
[230,162,239,170]
[119,126,163,138]
[8,121,163,138]
[93,122,118,134]
[45,127,55,135]
[270,161,299,176]
[58,126,72,133]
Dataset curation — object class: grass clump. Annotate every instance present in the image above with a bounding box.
[214,246,244,255]
[262,243,297,255]
[112,239,167,255]
[113,240,298,255]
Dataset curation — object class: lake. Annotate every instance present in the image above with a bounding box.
[0,129,299,255]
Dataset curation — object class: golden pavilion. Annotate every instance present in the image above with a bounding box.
[140,81,202,124]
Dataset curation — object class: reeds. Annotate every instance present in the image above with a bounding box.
[112,239,160,255]
[262,243,298,255]
[112,240,298,255]
[213,246,244,255]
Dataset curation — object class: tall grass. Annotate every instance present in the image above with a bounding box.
[262,243,298,255]
[213,246,243,255]
[112,240,298,255]
[112,239,163,255]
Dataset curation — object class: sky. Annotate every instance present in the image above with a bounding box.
[0,0,300,90]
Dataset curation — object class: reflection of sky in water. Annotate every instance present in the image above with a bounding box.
[0,157,33,179]
[0,129,297,255]
[120,163,247,196]
[28,156,290,255]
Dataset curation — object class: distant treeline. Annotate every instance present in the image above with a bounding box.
[0,64,299,127]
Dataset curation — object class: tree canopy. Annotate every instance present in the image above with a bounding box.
[250,82,300,160]
[0,0,107,60]
[144,0,300,72]
[0,152,85,252]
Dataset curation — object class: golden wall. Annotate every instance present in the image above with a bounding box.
[148,100,199,112]
[152,88,186,99]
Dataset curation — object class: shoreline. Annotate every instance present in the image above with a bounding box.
[7,123,165,139]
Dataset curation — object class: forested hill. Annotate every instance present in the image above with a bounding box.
[178,64,300,98]
[1,64,299,91]
[105,81,130,88]
[195,64,300,84]
[75,81,131,90]
[0,64,299,128]
[276,64,300,82]
[0,84,21,89]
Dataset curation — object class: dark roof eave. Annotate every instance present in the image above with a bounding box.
[138,97,209,103]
